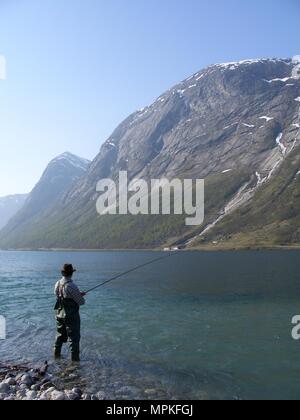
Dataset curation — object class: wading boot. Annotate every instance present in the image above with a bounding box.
[54,348,62,359]
[71,353,80,363]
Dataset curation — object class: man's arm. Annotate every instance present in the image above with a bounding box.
[54,281,59,297]
[67,283,86,306]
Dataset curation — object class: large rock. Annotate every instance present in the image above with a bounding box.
[20,374,34,386]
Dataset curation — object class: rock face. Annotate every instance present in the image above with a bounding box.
[0,194,28,230]
[0,57,300,249]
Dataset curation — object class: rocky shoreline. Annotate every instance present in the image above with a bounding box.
[0,363,105,400]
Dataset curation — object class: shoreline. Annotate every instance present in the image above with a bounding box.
[0,245,300,254]
[0,362,105,401]
[0,245,300,253]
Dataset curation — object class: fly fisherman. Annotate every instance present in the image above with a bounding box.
[54,264,86,362]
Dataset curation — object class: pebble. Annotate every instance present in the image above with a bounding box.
[26,390,38,400]
[95,391,106,400]
[40,382,55,391]
[65,391,80,401]
[81,393,91,400]
[72,387,83,398]
[51,390,66,401]
[144,388,158,396]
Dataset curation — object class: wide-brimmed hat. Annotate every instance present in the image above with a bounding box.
[61,263,77,277]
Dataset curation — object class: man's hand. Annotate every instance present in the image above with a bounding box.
[80,292,87,297]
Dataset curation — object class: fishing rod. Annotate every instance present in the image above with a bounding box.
[85,251,179,294]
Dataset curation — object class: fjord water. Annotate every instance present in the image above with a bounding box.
[1,250,300,400]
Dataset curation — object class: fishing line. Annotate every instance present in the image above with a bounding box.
[85,251,179,294]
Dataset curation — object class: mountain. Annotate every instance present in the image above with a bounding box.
[0,194,28,230]
[0,57,300,249]
[0,152,90,246]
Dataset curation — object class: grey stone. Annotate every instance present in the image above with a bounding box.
[51,390,66,401]
[72,387,83,397]
[40,382,55,391]
[20,374,33,386]
[26,390,37,400]
[65,391,80,401]
[0,382,10,393]
[81,393,91,400]
[4,378,16,386]
[95,391,106,400]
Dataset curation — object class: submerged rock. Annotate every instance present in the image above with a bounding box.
[0,382,10,394]
[144,388,158,397]
[95,391,106,401]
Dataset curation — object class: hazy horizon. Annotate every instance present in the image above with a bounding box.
[0,0,299,197]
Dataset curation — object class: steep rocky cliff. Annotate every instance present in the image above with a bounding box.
[1,57,299,249]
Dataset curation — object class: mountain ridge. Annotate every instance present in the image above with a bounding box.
[0,56,300,249]
[0,194,28,231]
[0,152,90,241]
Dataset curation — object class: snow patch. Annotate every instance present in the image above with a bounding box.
[242,123,255,128]
[276,133,286,155]
[256,172,266,185]
[217,59,263,70]
[292,55,300,64]
[222,169,233,174]
[265,77,291,83]
[259,116,274,122]
[177,89,186,98]
[107,141,116,148]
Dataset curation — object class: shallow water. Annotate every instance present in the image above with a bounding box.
[1,250,300,400]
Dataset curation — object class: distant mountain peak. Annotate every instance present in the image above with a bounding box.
[51,152,91,171]
[292,55,300,64]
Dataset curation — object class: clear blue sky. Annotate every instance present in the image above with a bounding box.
[0,0,299,196]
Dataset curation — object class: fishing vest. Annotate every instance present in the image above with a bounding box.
[54,279,80,319]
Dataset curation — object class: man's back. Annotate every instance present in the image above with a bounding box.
[55,277,85,307]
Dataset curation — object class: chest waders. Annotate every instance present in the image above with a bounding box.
[54,281,81,362]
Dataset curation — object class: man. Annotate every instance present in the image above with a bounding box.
[54,264,86,362]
